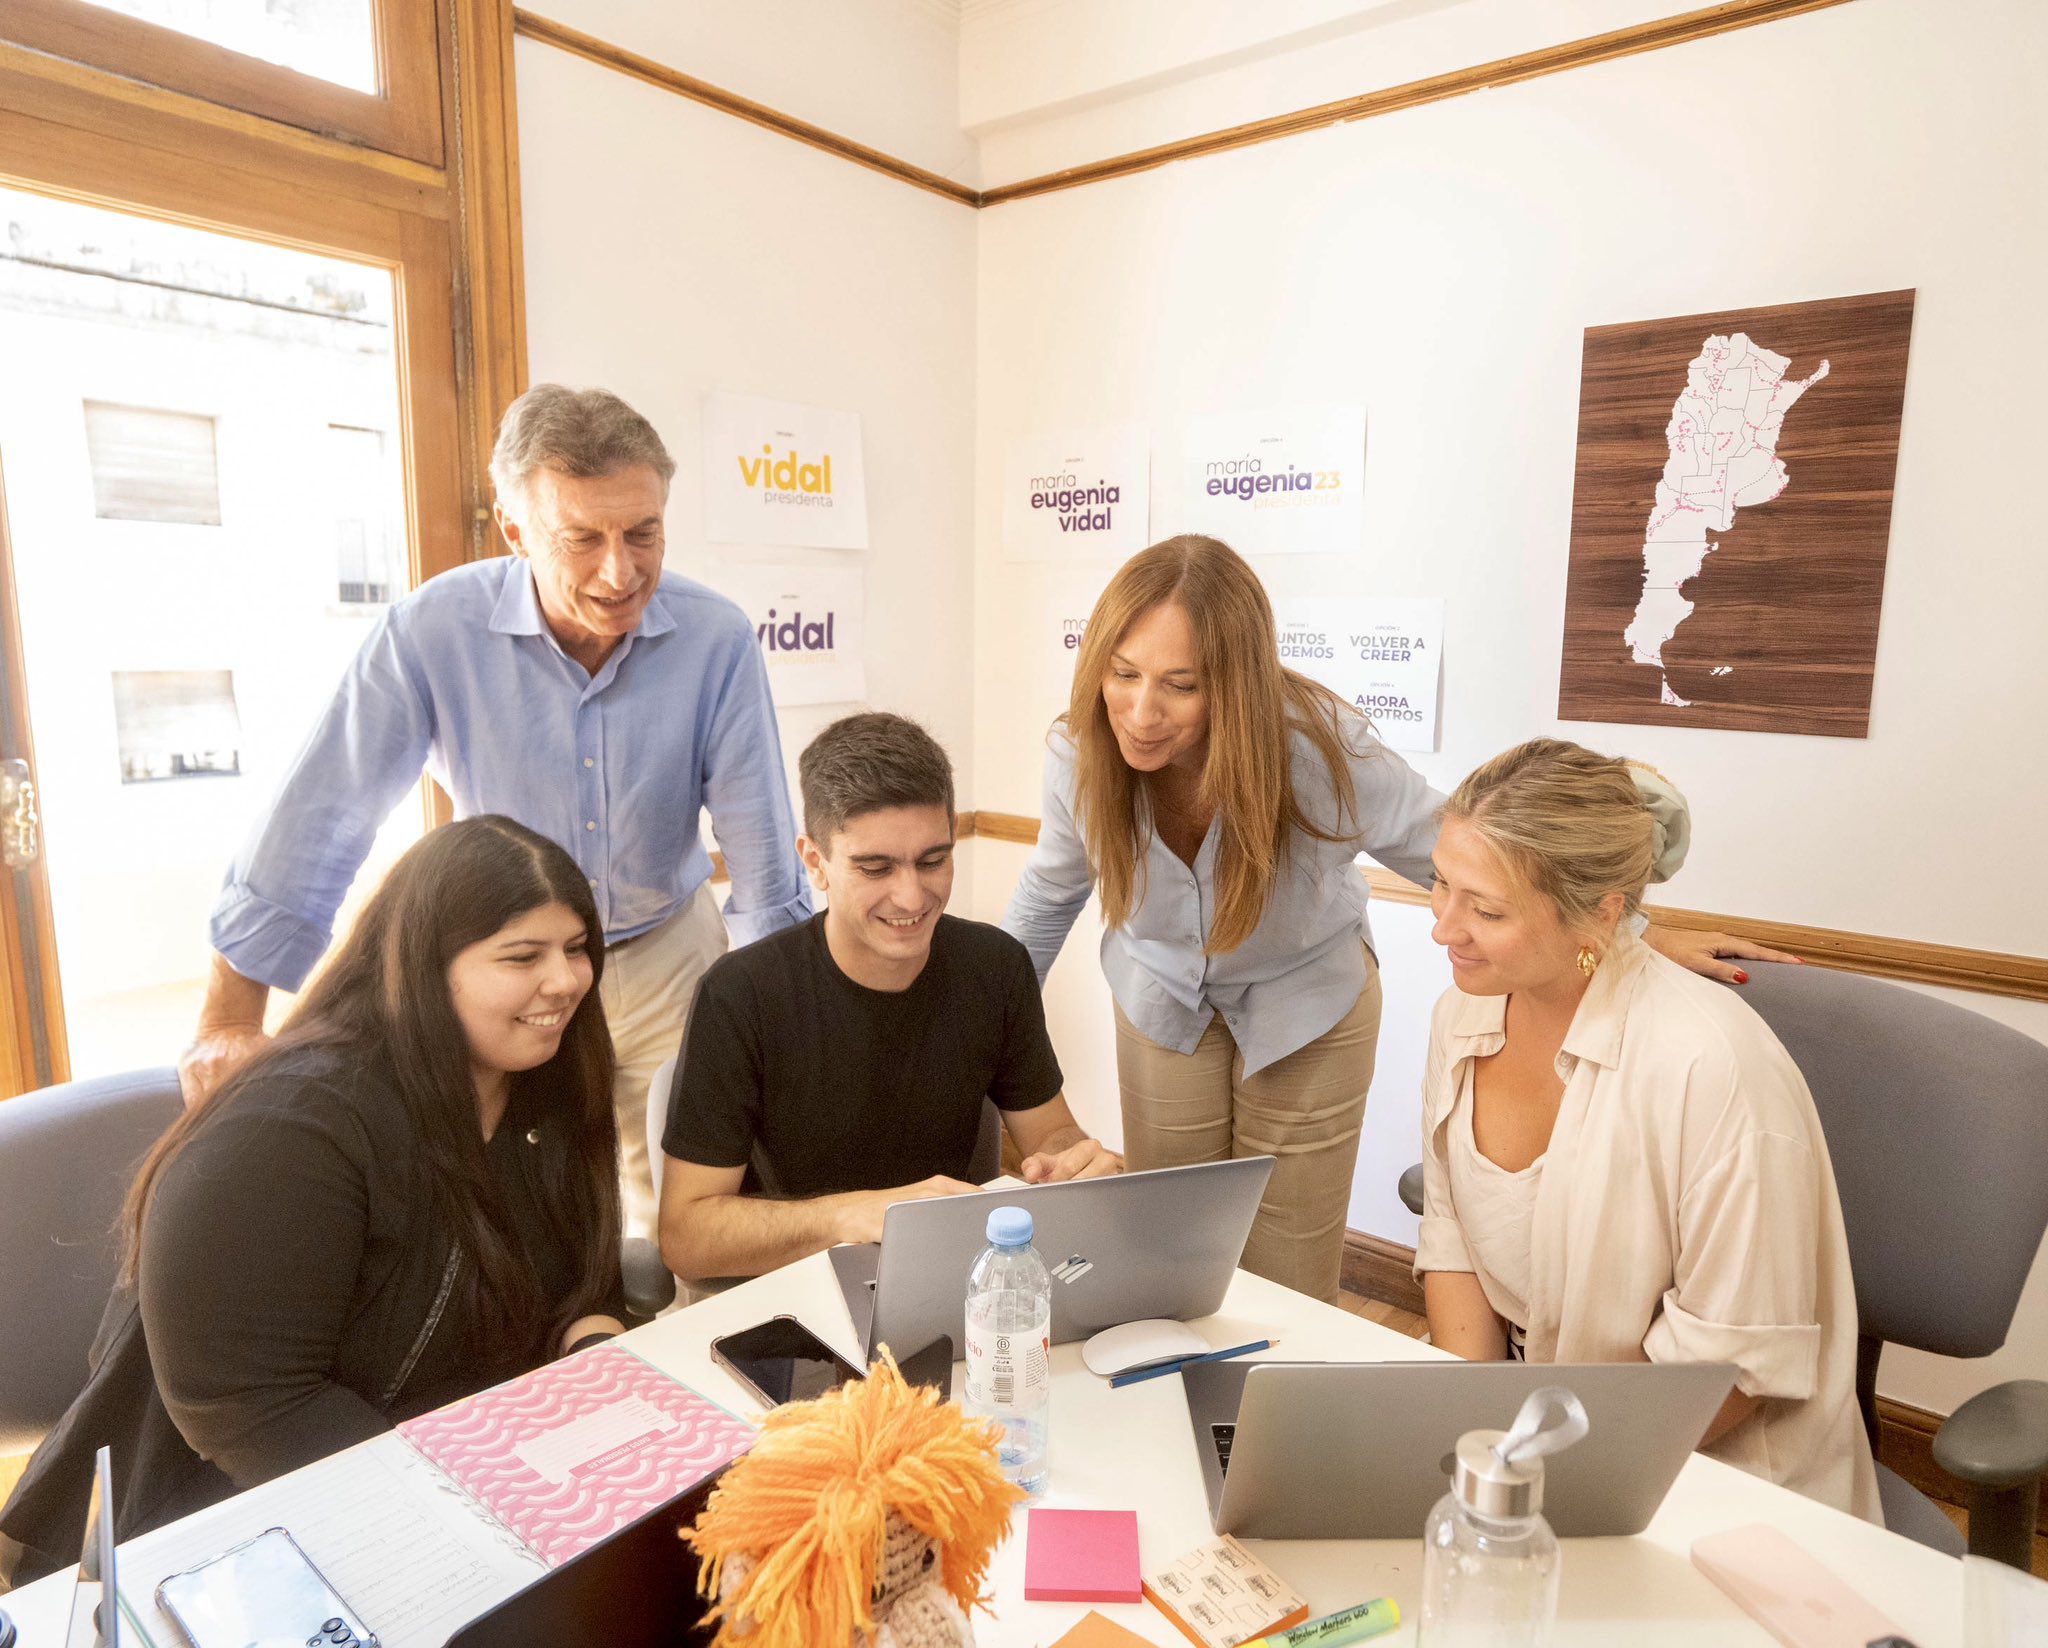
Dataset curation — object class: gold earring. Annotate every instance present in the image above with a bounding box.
[1576,945,1599,978]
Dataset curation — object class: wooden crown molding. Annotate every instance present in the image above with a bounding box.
[969,811,2048,1006]
[510,9,979,208]
[514,0,1860,210]
[976,0,1859,205]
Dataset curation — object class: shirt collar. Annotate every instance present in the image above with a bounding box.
[1441,925,1653,1071]
[486,557,678,643]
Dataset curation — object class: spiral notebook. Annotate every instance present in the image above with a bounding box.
[113,1346,753,1648]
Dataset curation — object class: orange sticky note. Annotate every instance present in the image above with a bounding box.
[1051,1612,1162,1648]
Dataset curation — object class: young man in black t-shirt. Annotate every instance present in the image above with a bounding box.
[658,713,1121,1282]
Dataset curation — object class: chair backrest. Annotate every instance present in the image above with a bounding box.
[1735,963,2048,1360]
[0,1068,182,1451]
[645,1052,680,1201]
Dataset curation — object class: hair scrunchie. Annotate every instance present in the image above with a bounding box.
[1625,762,1692,885]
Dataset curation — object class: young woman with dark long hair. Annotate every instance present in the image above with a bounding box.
[1002,536,1788,1303]
[0,817,623,1586]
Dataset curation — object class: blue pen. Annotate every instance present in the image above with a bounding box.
[1110,1336,1278,1389]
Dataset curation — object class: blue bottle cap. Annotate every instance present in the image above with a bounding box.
[986,1206,1034,1246]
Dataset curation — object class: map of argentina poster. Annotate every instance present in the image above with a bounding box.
[1557,289,1914,737]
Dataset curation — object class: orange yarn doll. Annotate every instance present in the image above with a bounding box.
[685,1354,1022,1648]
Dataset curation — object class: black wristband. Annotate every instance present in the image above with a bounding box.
[568,1331,614,1355]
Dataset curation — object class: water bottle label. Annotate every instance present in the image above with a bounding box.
[964,1322,1048,1412]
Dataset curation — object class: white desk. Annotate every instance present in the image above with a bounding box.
[2,1255,1962,1646]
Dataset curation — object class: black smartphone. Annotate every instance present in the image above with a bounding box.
[709,1316,864,1408]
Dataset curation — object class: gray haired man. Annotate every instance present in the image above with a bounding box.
[183,385,812,1236]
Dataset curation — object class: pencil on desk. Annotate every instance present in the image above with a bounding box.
[1109,1336,1278,1389]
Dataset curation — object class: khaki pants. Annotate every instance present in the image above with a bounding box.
[1114,952,1383,1304]
[600,881,728,1241]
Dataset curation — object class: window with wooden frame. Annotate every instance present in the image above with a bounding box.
[0,0,445,165]
[0,0,524,1094]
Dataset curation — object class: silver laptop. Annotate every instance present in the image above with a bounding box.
[830,1157,1274,1362]
[1184,1358,1735,1539]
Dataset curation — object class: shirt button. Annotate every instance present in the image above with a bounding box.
[586,820,596,831]
[583,757,594,768]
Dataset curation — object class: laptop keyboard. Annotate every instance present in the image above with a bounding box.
[1212,1423,1236,1476]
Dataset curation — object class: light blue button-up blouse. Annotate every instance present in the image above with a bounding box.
[1001,720,1444,1075]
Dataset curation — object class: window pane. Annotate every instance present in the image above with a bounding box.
[112,670,243,783]
[78,0,377,94]
[84,402,222,524]
[0,181,420,1079]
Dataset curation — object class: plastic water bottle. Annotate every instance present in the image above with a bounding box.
[1417,1388,1587,1648]
[963,1205,1051,1497]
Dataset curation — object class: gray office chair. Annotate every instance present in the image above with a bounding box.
[0,1067,183,1455]
[1394,963,2048,1565]
[1738,961,2048,1566]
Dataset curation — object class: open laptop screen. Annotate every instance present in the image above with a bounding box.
[65,1446,116,1648]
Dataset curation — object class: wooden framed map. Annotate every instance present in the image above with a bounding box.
[1557,289,1914,737]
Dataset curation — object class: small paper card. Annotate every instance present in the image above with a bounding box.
[1142,1534,1309,1648]
[1026,1507,1143,1603]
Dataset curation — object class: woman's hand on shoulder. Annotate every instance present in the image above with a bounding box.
[1644,924,1803,985]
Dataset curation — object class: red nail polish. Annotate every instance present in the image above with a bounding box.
[1733,969,1749,984]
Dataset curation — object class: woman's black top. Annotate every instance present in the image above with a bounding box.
[0,1045,619,1587]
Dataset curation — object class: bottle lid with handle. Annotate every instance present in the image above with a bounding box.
[1451,1386,1589,1519]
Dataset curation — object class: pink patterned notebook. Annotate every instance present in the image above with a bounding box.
[398,1344,754,1568]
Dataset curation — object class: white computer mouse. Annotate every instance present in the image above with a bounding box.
[1081,1318,1211,1377]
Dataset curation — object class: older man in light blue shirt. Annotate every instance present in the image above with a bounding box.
[183,385,811,1233]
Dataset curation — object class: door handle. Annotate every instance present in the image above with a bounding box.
[0,757,39,869]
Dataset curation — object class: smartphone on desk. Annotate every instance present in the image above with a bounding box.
[710,1316,866,1408]
[156,1527,378,1648]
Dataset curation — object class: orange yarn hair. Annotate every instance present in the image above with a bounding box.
[685,1353,1022,1648]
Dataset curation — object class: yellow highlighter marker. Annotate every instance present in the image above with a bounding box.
[1246,1598,1400,1648]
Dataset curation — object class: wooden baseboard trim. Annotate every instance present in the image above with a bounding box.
[967,811,2046,1005]
[1341,1228,1425,1318]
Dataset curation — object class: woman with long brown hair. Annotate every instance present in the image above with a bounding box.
[0,817,624,1585]
[1003,536,1786,1302]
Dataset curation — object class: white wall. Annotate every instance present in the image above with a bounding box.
[542,0,975,182]
[515,9,980,807]
[970,0,2048,1416]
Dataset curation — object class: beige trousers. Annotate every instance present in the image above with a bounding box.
[1114,951,1383,1304]
[599,881,728,1241]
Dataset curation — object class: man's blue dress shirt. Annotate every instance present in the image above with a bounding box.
[211,557,812,991]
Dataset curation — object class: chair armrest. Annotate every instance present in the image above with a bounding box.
[1932,1378,2048,1489]
[620,1236,679,1326]
[1398,1162,1425,1217]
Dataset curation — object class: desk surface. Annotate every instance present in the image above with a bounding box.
[3,1255,1962,1646]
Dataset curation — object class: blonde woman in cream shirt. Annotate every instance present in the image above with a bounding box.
[1414,739,1881,1522]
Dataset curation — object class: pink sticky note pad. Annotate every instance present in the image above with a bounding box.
[1027,1508,1142,1603]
